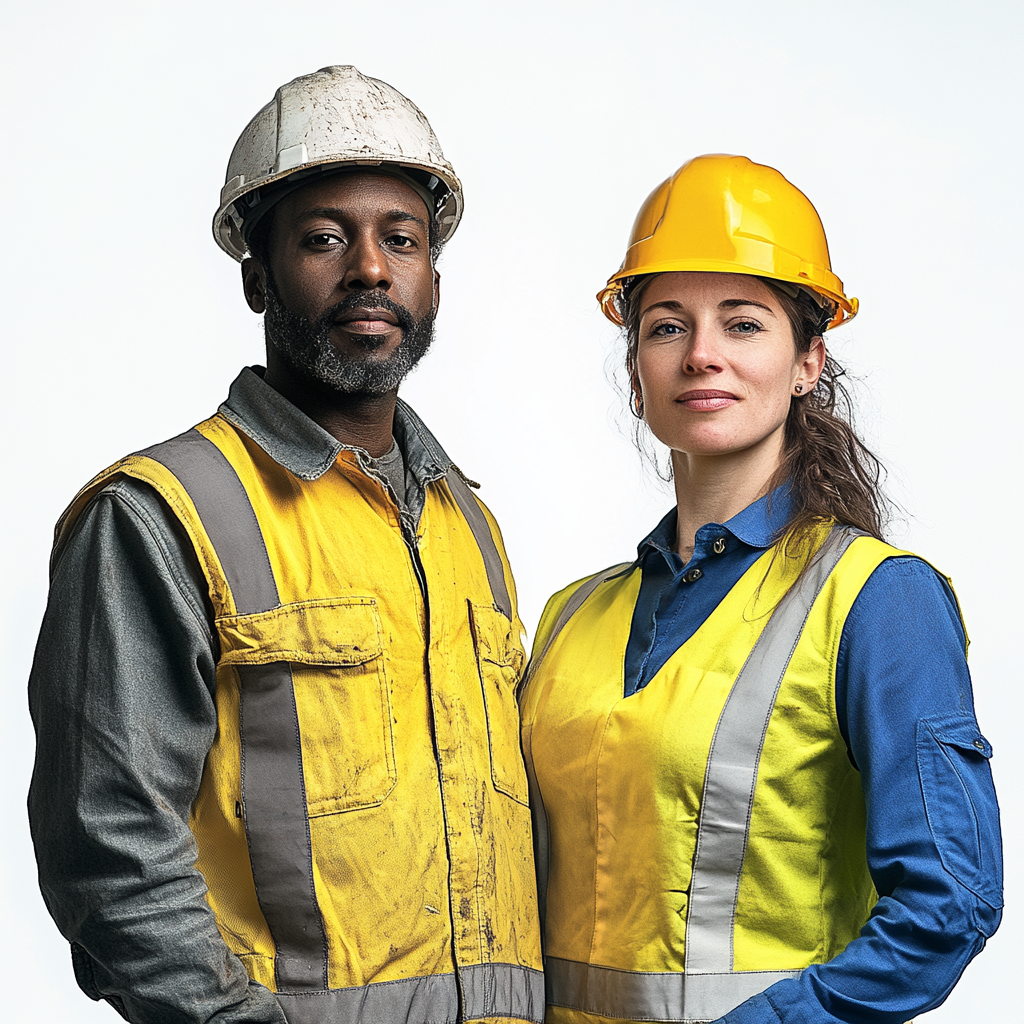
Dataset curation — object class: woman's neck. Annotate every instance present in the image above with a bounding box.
[670,437,785,561]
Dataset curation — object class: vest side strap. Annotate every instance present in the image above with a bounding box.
[141,430,327,990]
[139,429,279,614]
[685,527,861,978]
[544,956,799,1023]
[446,471,512,619]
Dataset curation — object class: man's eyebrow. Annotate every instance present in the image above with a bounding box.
[301,207,428,230]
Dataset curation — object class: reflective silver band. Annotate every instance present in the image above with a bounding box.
[463,961,546,1022]
[684,527,859,979]
[521,562,631,922]
[140,430,278,615]
[545,956,799,1023]
[238,661,328,990]
[274,962,544,1024]
[447,470,513,619]
[142,430,328,991]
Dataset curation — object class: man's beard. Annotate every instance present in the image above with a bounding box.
[263,284,435,396]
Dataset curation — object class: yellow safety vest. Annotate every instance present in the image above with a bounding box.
[58,413,543,1024]
[519,526,908,1024]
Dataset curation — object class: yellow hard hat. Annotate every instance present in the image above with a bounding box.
[598,154,858,329]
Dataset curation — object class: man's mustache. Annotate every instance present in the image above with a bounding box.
[320,291,415,335]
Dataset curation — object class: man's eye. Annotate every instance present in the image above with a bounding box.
[387,235,415,248]
[309,232,341,246]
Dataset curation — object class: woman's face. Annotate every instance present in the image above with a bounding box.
[633,272,824,469]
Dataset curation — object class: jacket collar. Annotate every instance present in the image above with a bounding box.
[218,366,454,485]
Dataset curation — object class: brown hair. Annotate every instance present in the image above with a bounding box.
[619,275,889,542]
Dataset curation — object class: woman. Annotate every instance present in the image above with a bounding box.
[519,155,1002,1024]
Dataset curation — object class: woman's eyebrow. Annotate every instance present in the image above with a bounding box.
[641,298,778,316]
[719,298,776,314]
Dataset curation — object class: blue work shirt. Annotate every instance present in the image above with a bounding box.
[622,491,1003,1023]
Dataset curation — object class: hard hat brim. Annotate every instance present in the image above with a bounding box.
[598,262,858,330]
[213,156,464,262]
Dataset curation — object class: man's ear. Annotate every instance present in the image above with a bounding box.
[242,257,267,314]
[432,268,441,316]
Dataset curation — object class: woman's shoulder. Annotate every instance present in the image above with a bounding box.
[841,544,966,651]
[532,561,635,661]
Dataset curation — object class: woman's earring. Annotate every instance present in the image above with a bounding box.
[632,390,645,418]
[794,383,803,394]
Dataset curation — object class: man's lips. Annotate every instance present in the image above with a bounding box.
[333,309,399,334]
[677,389,738,411]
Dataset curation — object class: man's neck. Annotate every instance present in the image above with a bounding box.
[263,359,397,458]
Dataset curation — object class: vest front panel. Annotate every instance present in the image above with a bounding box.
[522,532,900,1022]
[62,414,543,1022]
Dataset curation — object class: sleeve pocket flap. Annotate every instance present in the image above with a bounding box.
[917,715,1002,908]
[217,598,383,667]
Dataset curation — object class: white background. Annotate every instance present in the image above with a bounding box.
[2,1,1019,1020]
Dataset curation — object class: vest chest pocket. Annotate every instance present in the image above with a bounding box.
[469,601,528,806]
[217,598,397,815]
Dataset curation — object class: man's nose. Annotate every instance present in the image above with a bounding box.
[342,235,391,292]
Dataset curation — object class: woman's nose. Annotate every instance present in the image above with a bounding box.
[683,327,722,374]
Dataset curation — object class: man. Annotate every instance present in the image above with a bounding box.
[28,66,542,1024]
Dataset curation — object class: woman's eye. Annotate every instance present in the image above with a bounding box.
[651,322,683,337]
[730,320,762,334]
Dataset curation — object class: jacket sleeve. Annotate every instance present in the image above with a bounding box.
[27,479,287,1024]
[718,556,1003,1024]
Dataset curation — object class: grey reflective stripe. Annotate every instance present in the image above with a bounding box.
[447,470,512,619]
[273,963,544,1024]
[142,429,328,992]
[462,962,545,1022]
[238,662,327,990]
[544,956,799,1023]
[276,971,457,1024]
[685,526,860,979]
[140,430,278,614]
[521,562,631,924]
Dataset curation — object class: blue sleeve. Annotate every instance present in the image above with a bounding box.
[719,556,1003,1024]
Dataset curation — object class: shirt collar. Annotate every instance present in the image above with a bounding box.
[637,485,794,560]
[218,366,454,484]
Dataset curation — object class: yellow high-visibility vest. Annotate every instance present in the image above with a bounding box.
[520,526,911,1024]
[59,411,543,1024]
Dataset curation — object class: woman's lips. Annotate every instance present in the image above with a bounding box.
[677,389,738,411]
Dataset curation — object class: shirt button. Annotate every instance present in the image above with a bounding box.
[684,567,704,584]
[713,537,727,555]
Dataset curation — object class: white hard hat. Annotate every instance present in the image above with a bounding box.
[213,65,463,260]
